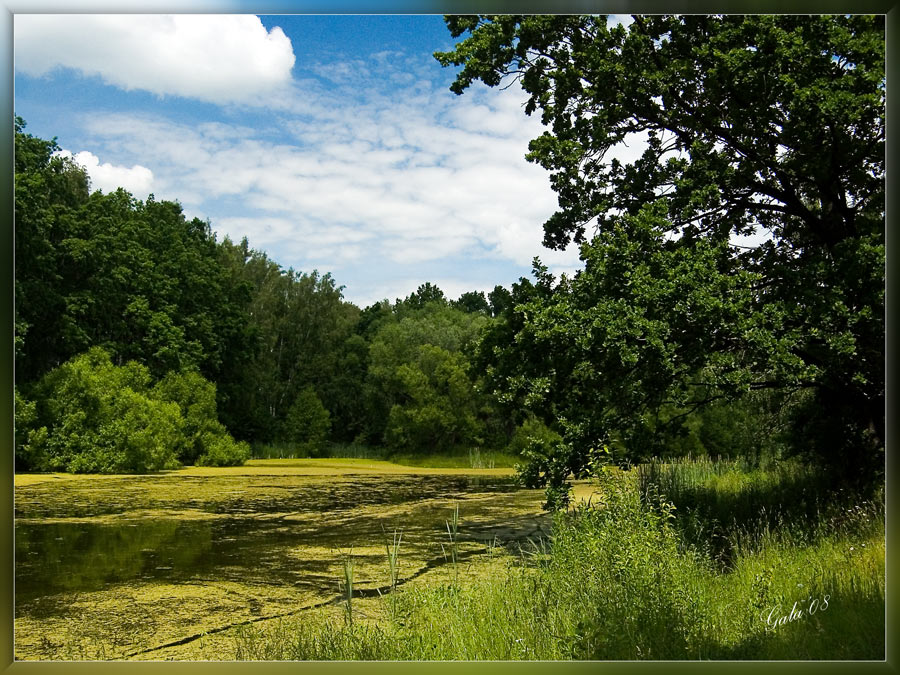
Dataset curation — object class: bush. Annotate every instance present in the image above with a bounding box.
[79,390,184,473]
[506,416,561,456]
[14,387,47,471]
[152,370,243,465]
[31,348,182,473]
[25,347,249,473]
[196,431,251,466]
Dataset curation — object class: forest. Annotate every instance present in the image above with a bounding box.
[13,116,538,475]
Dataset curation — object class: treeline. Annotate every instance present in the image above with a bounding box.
[13,118,535,472]
[16,114,875,485]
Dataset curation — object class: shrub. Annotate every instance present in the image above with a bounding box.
[32,348,182,473]
[14,387,47,471]
[26,347,250,473]
[151,370,237,465]
[506,415,562,456]
[79,390,183,473]
[195,431,251,466]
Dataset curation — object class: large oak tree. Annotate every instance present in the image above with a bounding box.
[436,15,884,504]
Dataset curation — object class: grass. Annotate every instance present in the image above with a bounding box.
[383,526,402,594]
[250,441,520,469]
[232,457,885,660]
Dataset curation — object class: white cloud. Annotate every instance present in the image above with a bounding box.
[55,149,154,197]
[14,14,295,104]
[59,47,663,304]
[76,74,566,273]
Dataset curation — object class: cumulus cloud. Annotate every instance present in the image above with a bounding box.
[14,14,295,104]
[55,149,154,197]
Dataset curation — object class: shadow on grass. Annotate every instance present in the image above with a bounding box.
[706,588,885,660]
[636,458,883,568]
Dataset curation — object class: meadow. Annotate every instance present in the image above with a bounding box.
[231,456,885,660]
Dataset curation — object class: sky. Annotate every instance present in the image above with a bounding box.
[13,14,643,308]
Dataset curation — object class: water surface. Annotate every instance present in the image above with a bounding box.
[15,462,548,659]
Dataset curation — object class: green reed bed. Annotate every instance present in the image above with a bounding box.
[251,441,519,468]
[251,441,390,461]
[233,460,884,660]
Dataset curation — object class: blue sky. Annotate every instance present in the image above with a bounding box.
[13,14,617,307]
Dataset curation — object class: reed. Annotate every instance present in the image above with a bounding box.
[341,554,354,625]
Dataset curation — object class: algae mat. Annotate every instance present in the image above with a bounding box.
[14,460,551,660]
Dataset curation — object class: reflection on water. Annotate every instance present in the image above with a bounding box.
[15,473,541,607]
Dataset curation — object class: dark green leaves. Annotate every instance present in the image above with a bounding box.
[441,16,885,502]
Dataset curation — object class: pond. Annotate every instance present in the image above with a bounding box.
[14,460,551,660]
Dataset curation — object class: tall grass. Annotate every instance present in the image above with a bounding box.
[387,449,519,469]
[635,455,880,566]
[233,459,884,660]
[250,442,518,468]
[251,441,390,460]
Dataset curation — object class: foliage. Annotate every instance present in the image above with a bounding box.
[152,370,249,466]
[215,238,357,443]
[487,284,514,317]
[15,120,257,458]
[282,386,332,456]
[398,282,446,310]
[506,415,562,458]
[366,303,493,451]
[690,389,802,463]
[14,120,519,461]
[194,432,251,467]
[27,348,181,473]
[14,388,45,471]
[319,333,370,444]
[22,347,247,472]
[437,15,885,503]
[452,290,491,315]
[14,117,90,375]
[385,345,482,453]
[15,127,254,384]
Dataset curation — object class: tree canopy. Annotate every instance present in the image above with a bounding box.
[437,15,885,504]
[14,121,524,471]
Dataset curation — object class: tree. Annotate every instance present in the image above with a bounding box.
[437,15,884,504]
[399,282,446,311]
[282,386,332,456]
[15,123,256,390]
[14,117,90,381]
[366,302,491,450]
[385,344,482,453]
[215,238,358,442]
[452,290,491,315]
[14,388,44,471]
[487,285,513,317]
